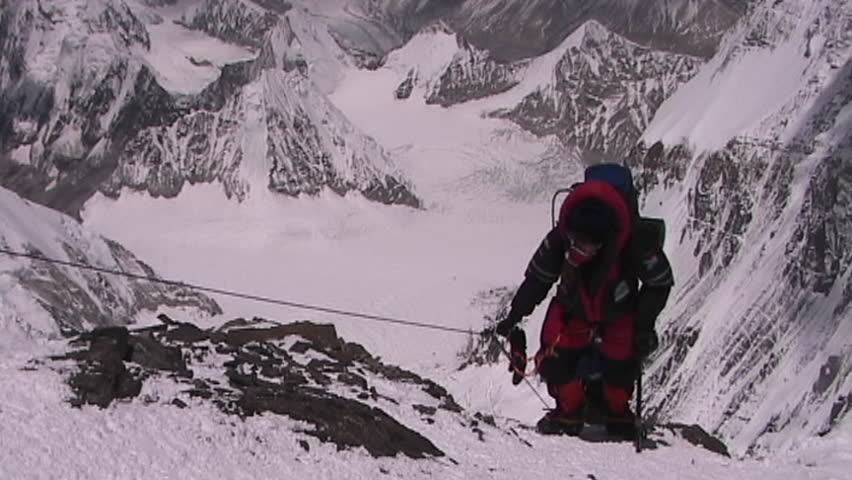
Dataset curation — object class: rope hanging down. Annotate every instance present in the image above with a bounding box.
[492,336,550,408]
[0,247,473,335]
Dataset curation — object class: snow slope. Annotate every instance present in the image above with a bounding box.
[1,329,850,480]
[643,0,850,151]
[0,186,219,351]
[632,0,852,455]
[1,1,839,477]
[140,6,256,94]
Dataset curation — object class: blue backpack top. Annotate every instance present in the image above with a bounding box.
[584,163,636,198]
[583,163,640,216]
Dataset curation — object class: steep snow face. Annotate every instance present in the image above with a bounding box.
[383,21,701,166]
[105,64,418,207]
[0,186,220,349]
[359,1,849,456]
[493,21,703,164]
[377,24,532,106]
[629,0,852,455]
[357,0,744,62]
[642,1,847,151]
[178,0,361,92]
[142,5,256,94]
[0,0,160,215]
[422,36,531,107]
[0,0,418,217]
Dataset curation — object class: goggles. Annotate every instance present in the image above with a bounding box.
[564,232,602,266]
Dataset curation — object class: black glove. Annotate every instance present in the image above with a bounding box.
[495,311,522,337]
[636,330,659,359]
[508,328,527,386]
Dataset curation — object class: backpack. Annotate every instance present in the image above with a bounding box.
[584,163,639,214]
[551,163,665,252]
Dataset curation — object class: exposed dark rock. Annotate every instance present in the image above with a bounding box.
[230,369,443,458]
[413,404,437,416]
[187,56,214,67]
[177,0,280,49]
[474,412,497,427]
[111,67,186,141]
[493,21,701,163]
[129,333,190,375]
[788,152,852,300]
[53,319,465,458]
[17,252,132,334]
[663,423,731,457]
[823,394,852,434]
[69,327,133,360]
[395,71,415,99]
[164,323,210,344]
[627,141,694,198]
[187,388,214,400]
[359,358,462,412]
[223,322,340,347]
[157,313,178,325]
[304,360,334,385]
[196,60,255,111]
[812,355,843,396]
[289,341,312,354]
[61,327,143,408]
[338,372,369,390]
[360,175,422,209]
[247,0,293,16]
[425,40,527,106]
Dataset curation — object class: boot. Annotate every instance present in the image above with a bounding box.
[605,409,636,440]
[602,383,636,440]
[536,410,583,436]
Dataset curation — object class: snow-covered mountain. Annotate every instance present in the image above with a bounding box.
[0,0,419,218]
[626,0,852,454]
[2,0,850,470]
[353,0,745,61]
[384,19,702,166]
[0,186,220,349]
[491,20,702,165]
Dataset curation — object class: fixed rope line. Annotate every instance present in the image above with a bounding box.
[491,332,550,408]
[0,247,474,335]
[1,246,552,405]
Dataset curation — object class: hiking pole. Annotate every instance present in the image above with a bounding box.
[634,360,644,453]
